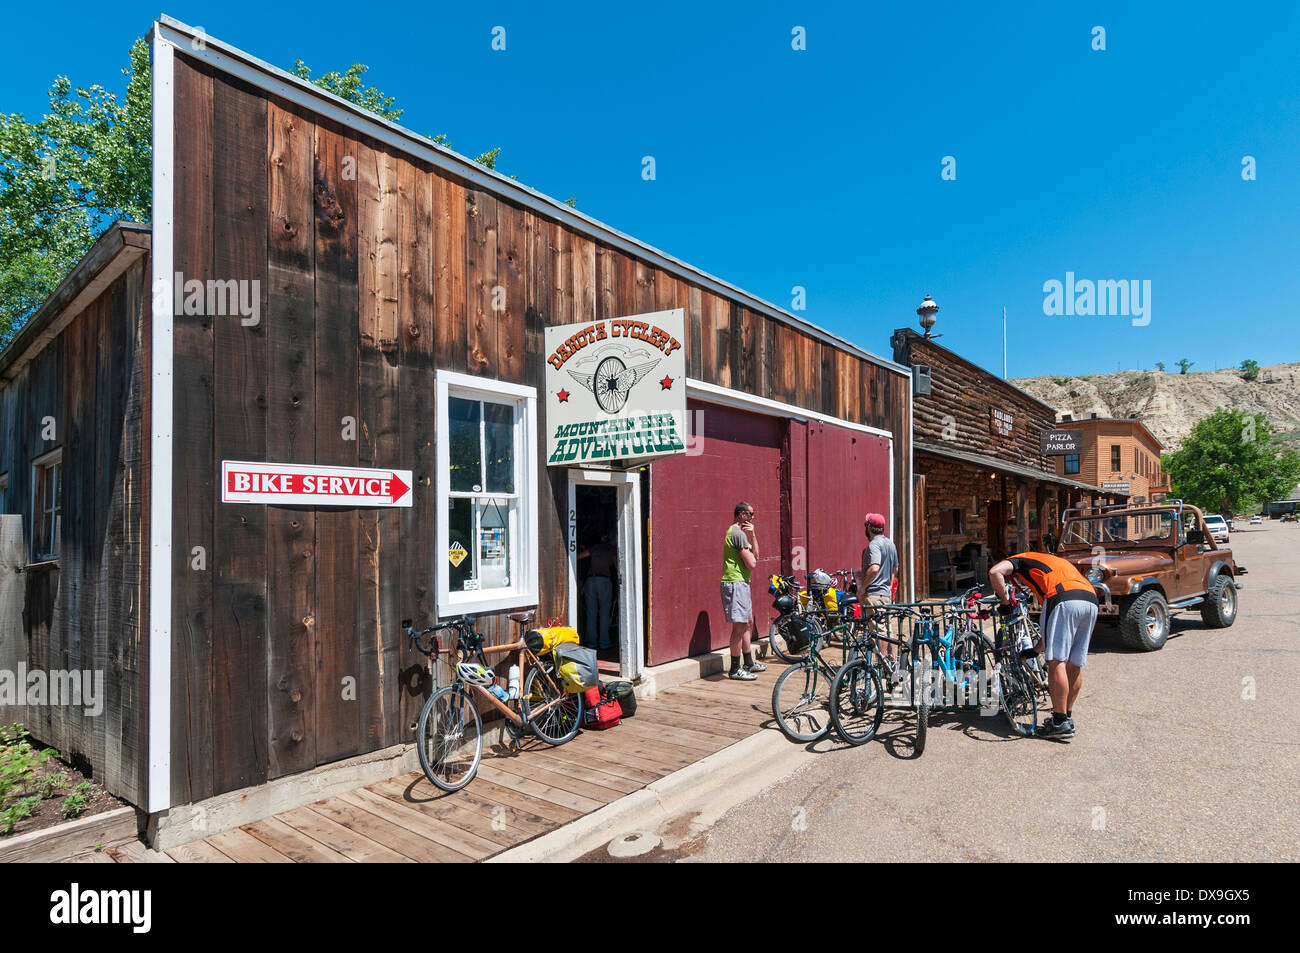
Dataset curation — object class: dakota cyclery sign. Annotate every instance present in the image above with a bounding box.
[1040,427,1084,455]
[544,308,688,467]
[221,461,413,506]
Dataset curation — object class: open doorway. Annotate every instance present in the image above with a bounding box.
[567,469,644,680]
[574,484,619,661]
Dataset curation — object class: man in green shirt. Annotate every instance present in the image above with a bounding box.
[721,501,766,680]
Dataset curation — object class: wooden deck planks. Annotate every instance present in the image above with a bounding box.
[206,827,296,863]
[167,669,787,862]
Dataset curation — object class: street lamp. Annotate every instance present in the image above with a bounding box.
[917,294,940,338]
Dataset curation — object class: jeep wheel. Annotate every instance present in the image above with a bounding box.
[1120,590,1169,651]
[1200,575,1237,628]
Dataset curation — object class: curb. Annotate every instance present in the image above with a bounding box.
[484,726,799,863]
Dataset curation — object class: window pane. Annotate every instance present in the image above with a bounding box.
[483,402,515,494]
[448,397,482,492]
[477,498,512,590]
[448,496,474,592]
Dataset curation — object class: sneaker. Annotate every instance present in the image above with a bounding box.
[1036,716,1075,740]
[744,661,767,673]
[728,667,758,681]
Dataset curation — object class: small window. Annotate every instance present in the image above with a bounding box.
[1064,454,1080,475]
[437,371,538,616]
[1111,445,1122,472]
[31,449,62,562]
[0,471,8,510]
[938,507,964,535]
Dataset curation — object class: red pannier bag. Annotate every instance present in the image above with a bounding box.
[582,685,622,730]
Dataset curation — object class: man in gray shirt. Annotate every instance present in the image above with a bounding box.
[859,512,899,661]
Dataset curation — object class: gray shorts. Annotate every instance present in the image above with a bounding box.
[720,581,753,623]
[1042,599,1098,667]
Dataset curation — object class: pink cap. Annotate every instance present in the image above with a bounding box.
[864,513,886,530]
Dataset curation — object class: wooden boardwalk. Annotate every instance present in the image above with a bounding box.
[83,669,778,863]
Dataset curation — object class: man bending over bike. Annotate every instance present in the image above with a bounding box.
[988,551,1097,741]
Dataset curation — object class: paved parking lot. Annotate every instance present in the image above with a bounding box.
[686,524,1299,862]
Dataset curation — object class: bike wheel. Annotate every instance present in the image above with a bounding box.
[998,657,1038,737]
[771,660,832,742]
[830,658,885,746]
[912,638,932,755]
[767,615,813,664]
[522,664,582,745]
[416,685,483,792]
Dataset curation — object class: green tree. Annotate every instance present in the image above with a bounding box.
[0,38,151,343]
[3,43,512,342]
[1154,361,1165,372]
[1239,359,1260,382]
[1176,359,1194,374]
[1164,409,1300,515]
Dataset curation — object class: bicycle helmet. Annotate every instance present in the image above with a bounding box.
[808,568,833,591]
[456,662,495,686]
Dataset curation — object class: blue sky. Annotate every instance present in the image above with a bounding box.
[4,1,1298,378]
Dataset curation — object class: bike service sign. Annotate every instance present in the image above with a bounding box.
[544,308,688,468]
[221,461,413,507]
[1040,427,1084,455]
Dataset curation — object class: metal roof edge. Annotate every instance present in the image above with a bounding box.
[0,222,151,382]
[153,15,909,378]
[913,440,1114,495]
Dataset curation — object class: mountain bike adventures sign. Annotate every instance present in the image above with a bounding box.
[544,308,689,468]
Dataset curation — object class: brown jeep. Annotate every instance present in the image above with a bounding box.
[1054,500,1243,651]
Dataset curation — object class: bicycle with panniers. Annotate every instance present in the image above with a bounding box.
[404,610,585,793]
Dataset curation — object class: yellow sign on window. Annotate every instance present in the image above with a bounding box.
[448,542,468,567]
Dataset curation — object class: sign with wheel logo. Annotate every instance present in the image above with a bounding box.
[543,308,688,468]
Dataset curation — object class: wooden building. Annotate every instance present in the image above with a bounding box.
[0,17,913,821]
[891,325,1115,595]
[1051,414,1171,503]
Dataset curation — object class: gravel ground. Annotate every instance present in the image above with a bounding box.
[683,524,1299,863]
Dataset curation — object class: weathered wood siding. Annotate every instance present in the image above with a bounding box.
[168,53,911,802]
[0,264,148,805]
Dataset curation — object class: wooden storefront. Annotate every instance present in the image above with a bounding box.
[891,327,1114,596]
[0,17,914,816]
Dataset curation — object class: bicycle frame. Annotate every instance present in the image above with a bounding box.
[421,623,571,730]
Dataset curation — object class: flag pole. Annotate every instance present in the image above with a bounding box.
[1002,306,1007,379]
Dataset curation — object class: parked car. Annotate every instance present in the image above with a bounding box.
[1282,513,1297,523]
[1204,514,1230,544]
[1057,500,1242,651]
[1250,515,1262,525]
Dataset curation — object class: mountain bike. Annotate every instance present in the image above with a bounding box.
[405,610,583,793]
[771,590,876,743]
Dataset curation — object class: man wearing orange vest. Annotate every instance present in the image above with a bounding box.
[988,551,1098,741]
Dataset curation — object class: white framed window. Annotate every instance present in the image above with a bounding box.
[30,448,62,562]
[436,370,538,617]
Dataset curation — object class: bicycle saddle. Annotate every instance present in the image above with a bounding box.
[839,593,859,606]
[509,610,535,624]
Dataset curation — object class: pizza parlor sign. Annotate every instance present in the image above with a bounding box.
[544,309,688,468]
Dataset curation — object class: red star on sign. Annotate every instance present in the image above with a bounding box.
[659,375,674,390]
[557,388,570,402]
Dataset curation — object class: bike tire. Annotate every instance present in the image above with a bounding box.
[522,664,583,746]
[912,637,932,755]
[829,658,885,746]
[767,615,814,664]
[998,656,1038,737]
[415,684,483,792]
[771,660,832,743]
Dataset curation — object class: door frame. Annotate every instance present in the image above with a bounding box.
[567,468,644,680]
